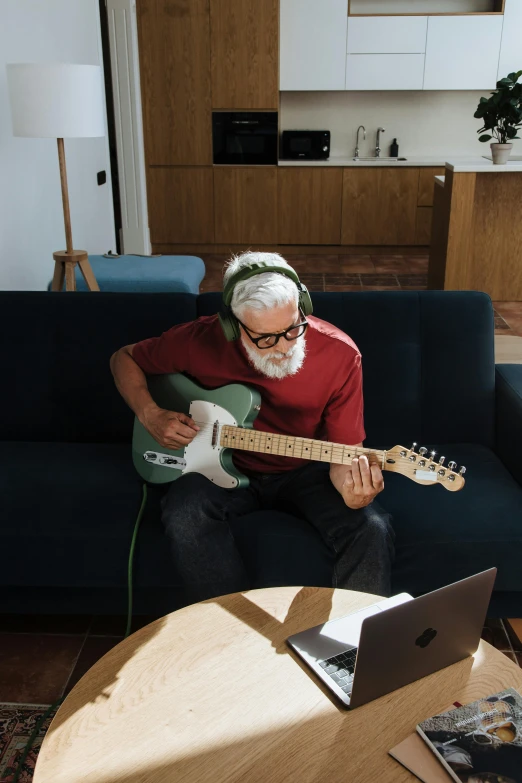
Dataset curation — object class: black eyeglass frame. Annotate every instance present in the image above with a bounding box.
[237,310,309,349]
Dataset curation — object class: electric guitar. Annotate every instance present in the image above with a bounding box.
[132,373,466,491]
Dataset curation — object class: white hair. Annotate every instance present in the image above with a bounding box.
[223,251,299,320]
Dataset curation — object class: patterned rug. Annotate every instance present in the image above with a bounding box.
[0,704,58,783]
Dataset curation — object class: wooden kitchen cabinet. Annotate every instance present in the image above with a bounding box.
[418,167,445,206]
[214,167,278,243]
[210,0,278,109]
[278,168,343,244]
[341,168,419,245]
[147,167,214,243]
[136,0,212,165]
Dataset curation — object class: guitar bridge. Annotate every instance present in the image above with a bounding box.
[212,420,219,449]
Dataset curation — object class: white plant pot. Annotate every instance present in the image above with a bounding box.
[490,142,513,164]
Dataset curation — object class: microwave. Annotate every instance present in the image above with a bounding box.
[281,130,331,160]
[212,111,278,165]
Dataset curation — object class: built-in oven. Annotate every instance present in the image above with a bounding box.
[212,111,278,165]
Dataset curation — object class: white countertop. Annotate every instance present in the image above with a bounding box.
[446,156,522,172]
[278,155,522,172]
[278,155,446,167]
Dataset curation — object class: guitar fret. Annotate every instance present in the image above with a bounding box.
[220,426,384,467]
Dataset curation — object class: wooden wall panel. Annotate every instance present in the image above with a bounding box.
[210,0,279,109]
[214,167,278,243]
[137,0,212,165]
[278,168,343,244]
[418,167,445,206]
[342,168,419,245]
[148,167,214,243]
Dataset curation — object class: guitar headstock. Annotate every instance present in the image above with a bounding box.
[384,443,466,491]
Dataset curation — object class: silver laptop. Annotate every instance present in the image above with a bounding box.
[286,568,497,709]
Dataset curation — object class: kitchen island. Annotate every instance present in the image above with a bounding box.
[428,157,522,301]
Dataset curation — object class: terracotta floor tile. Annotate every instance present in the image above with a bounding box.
[361,286,403,291]
[372,256,409,273]
[506,619,522,651]
[304,255,340,272]
[404,258,429,273]
[339,255,374,273]
[0,614,91,635]
[0,633,84,703]
[481,618,511,651]
[324,285,363,291]
[64,637,122,695]
[324,274,361,285]
[360,274,399,286]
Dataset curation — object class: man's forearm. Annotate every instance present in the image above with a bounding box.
[110,349,158,424]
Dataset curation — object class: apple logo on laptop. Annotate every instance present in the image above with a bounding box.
[415,628,438,648]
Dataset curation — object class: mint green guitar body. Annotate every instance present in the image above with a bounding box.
[132,373,261,488]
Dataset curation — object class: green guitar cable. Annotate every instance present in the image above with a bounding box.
[12,483,148,783]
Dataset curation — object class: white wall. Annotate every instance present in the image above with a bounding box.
[0,0,116,291]
[281,90,522,158]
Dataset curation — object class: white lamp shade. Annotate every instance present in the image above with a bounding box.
[6,63,105,138]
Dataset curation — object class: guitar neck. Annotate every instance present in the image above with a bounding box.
[220,425,385,467]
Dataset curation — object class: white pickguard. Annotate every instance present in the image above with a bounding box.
[183,400,239,488]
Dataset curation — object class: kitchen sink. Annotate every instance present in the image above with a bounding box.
[352,156,407,162]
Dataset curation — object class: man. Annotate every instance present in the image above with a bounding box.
[111,251,394,602]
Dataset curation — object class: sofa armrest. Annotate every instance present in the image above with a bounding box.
[495,364,522,486]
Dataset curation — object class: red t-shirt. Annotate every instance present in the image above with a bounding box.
[132,314,365,475]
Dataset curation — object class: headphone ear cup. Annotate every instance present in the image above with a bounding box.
[218,308,241,342]
[298,284,314,317]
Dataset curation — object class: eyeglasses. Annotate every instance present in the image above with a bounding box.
[237,312,309,349]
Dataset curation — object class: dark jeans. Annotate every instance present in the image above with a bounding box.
[161,462,395,603]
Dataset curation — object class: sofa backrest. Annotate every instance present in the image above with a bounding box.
[198,290,495,448]
[0,290,495,448]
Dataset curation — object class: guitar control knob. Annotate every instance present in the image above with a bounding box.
[448,461,457,471]
[410,442,417,452]
[439,456,445,466]
[459,466,467,475]
[419,447,428,456]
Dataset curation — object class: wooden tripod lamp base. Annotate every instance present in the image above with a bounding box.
[51,137,101,292]
[51,250,100,292]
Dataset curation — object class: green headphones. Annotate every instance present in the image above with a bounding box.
[218,261,314,342]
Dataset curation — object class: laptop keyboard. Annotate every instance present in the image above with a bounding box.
[318,648,357,694]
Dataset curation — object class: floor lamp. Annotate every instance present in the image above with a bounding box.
[7,63,106,292]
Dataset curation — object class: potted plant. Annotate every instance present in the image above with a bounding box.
[474,71,522,164]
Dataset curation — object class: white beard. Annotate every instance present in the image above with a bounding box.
[241,335,306,379]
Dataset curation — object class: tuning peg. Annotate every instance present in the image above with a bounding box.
[459,466,466,475]
[419,447,428,456]
[430,450,437,461]
[410,442,417,452]
[439,456,445,466]
[448,461,457,471]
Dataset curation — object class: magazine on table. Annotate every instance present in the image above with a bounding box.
[416,688,522,783]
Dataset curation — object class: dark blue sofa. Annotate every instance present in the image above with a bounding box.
[1,291,521,617]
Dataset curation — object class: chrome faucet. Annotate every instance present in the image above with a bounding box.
[375,126,385,158]
[354,125,366,158]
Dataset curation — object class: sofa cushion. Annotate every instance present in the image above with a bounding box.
[49,255,205,294]
[385,443,522,595]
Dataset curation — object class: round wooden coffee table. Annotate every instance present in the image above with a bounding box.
[34,587,522,783]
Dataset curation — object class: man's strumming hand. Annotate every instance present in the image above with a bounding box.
[142,405,200,451]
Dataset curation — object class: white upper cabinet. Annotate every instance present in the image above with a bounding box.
[347,16,428,54]
[280,0,348,90]
[346,54,425,90]
[498,0,522,81]
[423,17,504,90]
